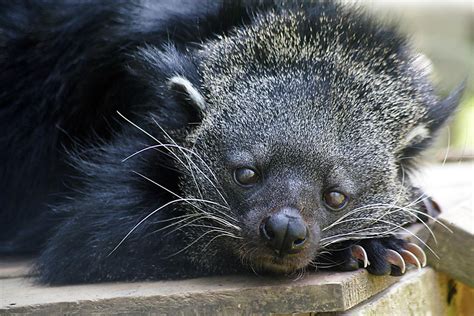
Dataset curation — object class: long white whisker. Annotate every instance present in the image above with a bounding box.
[150,213,206,236]
[404,190,431,209]
[117,111,162,148]
[121,144,186,170]
[125,140,230,207]
[117,112,192,175]
[133,171,239,227]
[324,216,439,258]
[320,229,398,248]
[442,126,451,167]
[347,205,437,243]
[153,121,230,207]
[163,229,228,259]
[149,118,206,200]
[322,203,398,231]
[367,202,452,234]
[162,213,240,237]
[108,197,193,256]
[202,233,242,251]
[320,226,395,243]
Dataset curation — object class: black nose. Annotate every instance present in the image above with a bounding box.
[260,208,308,255]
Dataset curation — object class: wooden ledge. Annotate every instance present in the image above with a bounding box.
[1,265,401,314]
[412,162,474,287]
[0,270,398,315]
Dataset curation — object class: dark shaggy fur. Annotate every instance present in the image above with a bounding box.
[0,0,462,284]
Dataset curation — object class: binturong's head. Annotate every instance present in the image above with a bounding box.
[133,3,463,275]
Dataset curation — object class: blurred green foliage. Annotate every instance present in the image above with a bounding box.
[453,95,474,150]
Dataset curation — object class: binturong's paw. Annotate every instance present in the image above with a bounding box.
[317,237,427,276]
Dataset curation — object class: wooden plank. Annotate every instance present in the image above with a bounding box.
[344,268,447,315]
[0,257,32,279]
[412,162,474,287]
[345,270,474,316]
[0,270,401,314]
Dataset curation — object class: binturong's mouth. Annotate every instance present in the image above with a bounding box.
[241,207,320,274]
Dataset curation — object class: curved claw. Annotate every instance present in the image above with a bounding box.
[351,245,370,268]
[400,250,421,270]
[405,243,427,267]
[422,196,442,218]
[386,249,406,274]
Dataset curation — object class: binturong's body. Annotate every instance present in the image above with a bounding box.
[0,1,463,284]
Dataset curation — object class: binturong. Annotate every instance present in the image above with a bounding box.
[0,1,464,284]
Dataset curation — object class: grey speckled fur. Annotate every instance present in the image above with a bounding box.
[175,3,462,274]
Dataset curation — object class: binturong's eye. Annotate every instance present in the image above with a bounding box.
[234,167,259,186]
[323,190,349,211]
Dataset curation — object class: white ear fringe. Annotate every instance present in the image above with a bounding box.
[169,76,206,111]
[404,124,430,147]
[413,54,433,76]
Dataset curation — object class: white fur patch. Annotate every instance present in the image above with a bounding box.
[405,124,429,146]
[169,76,206,111]
[413,54,433,76]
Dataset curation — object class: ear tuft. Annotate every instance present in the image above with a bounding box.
[427,82,465,133]
[168,76,206,114]
[398,82,465,167]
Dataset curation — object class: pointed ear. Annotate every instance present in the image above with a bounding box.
[399,82,465,162]
[426,82,465,134]
[167,76,206,122]
[126,45,207,128]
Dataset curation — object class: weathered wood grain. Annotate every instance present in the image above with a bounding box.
[413,162,474,287]
[0,270,402,314]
